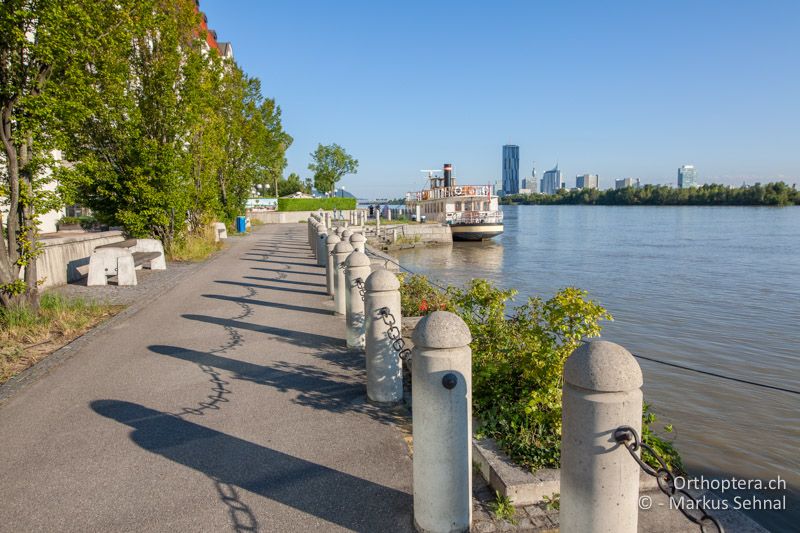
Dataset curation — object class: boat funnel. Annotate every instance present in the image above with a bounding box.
[444,163,452,188]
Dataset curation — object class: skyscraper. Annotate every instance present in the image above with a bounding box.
[502,145,520,195]
[678,165,697,188]
[576,174,599,189]
[540,165,563,195]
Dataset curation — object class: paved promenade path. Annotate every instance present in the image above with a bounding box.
[0,224,413,532]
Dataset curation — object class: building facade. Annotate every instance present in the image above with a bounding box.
[519,163,536,194]
[615,178,640,189]
[576,174,599,189]
[540,165,564,195]
[678,165,697,188]
[502,145,520,195]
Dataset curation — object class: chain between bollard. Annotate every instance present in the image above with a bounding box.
[354,277,366,301]
[377,307,412,362]
[614,426,724,533]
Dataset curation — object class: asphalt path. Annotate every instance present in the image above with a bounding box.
[0,224,413,532]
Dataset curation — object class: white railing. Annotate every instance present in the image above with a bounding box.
[406,184,494,202]
[448,211,503,225]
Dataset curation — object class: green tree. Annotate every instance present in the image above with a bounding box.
[0,0,141,309]
[308,143,358,194]
[61,0,201,246]
[215,71,291,220]
[278,172,307,196]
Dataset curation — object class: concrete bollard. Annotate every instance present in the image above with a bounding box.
[311,221,320,260]
[325,212,331,229]
[332,241,354,315]
[316,227,328,268]
[561,340,643,533]
[350,232,366,254]
[325,234,341,297]
[364,269,403,404]
[309,218,320,250]
[334,226,344,237]
[344,251,371,349]
[341,228,353,242]
[415,205,421,223]
[411,311,473,533]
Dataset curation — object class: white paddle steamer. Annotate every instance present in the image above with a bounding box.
[405,164,504,241]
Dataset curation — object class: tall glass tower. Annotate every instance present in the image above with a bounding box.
[678,165,697,188]
[502,145,520,195]
[540,165,563,194]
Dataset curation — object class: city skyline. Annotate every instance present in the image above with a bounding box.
[202,1,800,197]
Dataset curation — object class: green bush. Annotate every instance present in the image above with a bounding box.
[58,216,82,225]
[277,197,356,212]
[398,274,450,317]
[446,278,681,472]
[447,280,611,468]
[399,275,683,472]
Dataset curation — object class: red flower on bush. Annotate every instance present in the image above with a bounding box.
[419,299,429,313]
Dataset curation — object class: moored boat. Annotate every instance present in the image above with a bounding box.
[405,164,504,241]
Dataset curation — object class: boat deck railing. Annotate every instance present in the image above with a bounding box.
[406,184,494,202]
[448,211,504,224]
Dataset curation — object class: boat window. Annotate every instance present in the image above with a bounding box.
[465,201,472,211]
[483,201,489,211]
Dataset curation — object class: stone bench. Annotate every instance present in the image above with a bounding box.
[212,222,227,242]
[88,238,166,286]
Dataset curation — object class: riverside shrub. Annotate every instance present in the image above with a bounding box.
[447,280,611,468]
[398,274,450,317]
[399,275,683,471]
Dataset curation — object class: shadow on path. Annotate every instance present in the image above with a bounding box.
[240,258,320,268]
[149,345,391,423]
[202,294,332,316]
[181,314,342,351]
[250,267,325,277]
[216,279,328,296]
[243,276,326,288]
[91,400,412,532]
[244,251,312,260]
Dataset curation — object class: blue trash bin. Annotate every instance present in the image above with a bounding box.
[235,216,246,233]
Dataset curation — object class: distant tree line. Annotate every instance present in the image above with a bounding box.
[501,182,799,207]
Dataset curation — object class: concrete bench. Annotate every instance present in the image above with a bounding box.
[88,238,166,286]
[212,222,227,242]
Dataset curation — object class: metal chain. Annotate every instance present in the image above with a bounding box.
[377,307,412,361]
[354,277,366,301]
[614,426,724,533]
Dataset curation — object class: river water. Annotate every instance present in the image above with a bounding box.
[395,205,799,531]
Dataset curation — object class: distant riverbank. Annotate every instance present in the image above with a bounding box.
[502,182,799,207]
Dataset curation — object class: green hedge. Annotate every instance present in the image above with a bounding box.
[277,197,357,211]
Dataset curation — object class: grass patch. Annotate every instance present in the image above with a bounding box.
[0,293,123,385]
[167,228,222,262]
[488,491,517,523]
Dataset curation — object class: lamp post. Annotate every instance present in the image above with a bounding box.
[340,185,346,198]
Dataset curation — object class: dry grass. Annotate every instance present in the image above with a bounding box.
[167,227,223,262]
[0,293,123,385]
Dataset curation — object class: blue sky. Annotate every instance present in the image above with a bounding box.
[202,0,799,198]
